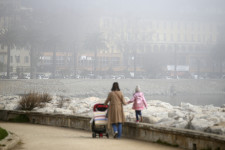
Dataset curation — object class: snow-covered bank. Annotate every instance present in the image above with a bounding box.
[0,95,225,135]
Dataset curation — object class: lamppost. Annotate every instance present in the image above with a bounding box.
[131,56,135,78]
[174,45,177,79]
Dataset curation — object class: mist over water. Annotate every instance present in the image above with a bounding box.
[0,0,225,107]
[149,94,225,106]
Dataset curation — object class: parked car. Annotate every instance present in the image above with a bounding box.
[24,74,30,79]
[10,74,18,79]
[0,75,7,79]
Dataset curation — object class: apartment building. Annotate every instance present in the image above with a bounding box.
[38,17,221,77]
[0,1,224,78]
[0,45,30,73]
[97,16,220,77]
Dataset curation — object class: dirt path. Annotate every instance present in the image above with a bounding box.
[0,122,184,150]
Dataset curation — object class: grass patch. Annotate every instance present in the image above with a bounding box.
[8,114,30,123]
[0,127,8,141]
[156,139,179,147]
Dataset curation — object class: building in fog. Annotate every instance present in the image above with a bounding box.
[38,17,222,78]
[93,16,221,78]
[0,45,30,75]
[1,0,224,78]
[0,0,25,76]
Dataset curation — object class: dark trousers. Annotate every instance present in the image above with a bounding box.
[135,110,142,121]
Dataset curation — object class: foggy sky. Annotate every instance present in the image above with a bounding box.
[22,0,225,21]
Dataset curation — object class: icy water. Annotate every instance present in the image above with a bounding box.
[148,94,225,106]
[0,79,224,107]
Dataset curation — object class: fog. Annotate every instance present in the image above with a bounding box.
[0,0,225,80]
[1,0,225,107]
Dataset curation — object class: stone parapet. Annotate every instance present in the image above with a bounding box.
[0,110,224,150]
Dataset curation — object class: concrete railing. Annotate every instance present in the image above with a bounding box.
[0,110,224,150]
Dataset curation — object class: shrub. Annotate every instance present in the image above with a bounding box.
[0,127,8,141]
[39,93,52,108]
[40,93,52,103]
[185,114,195,129]
[18,92,52,110]
[57,96,70,108]
[19,92,41,110]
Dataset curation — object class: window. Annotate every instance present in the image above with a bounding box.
[191,34,194,42]
[177,34,181,41]
[10,56,13,63]
[156,34,159,41]
[184,34,187,42]
[160,45,165,52]
[15,56,20,63]
[209,34,212,42]
[164,22,167,29]
[202,35,205,42]
[188,45,193,52]
[164,33,167,41]
[181,46,186,52]
[111,57,119,66]
[170,34,173,41]
[184,23,187,30]
[198,35,201,42]
[170,22,173,29]
[177,22,180,30]
[0,56,3,63]
[153,45,159,52]
[24,56,29,63]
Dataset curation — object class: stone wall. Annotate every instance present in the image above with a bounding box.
[0,110,224,150]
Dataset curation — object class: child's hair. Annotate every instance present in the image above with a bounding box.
[135,85,140,93]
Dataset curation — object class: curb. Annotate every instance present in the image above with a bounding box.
[0,132,20,150]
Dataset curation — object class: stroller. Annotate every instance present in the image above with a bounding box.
[91,103,109,138]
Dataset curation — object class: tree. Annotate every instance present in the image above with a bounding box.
[210,24,225,78]
[43,34,64,78]
[0,23,24,78]
[84,32,106,76]
[143,51,170,78]
[0,0,23,79]
[19,8,45,79]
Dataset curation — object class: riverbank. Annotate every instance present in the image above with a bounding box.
[0,94,225,135]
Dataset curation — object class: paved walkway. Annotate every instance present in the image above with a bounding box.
[0,122,184,150]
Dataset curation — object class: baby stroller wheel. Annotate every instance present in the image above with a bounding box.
[92,132,96,138]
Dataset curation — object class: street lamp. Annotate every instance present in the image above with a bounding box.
[131,56,135,78]
[174,45,177,79]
